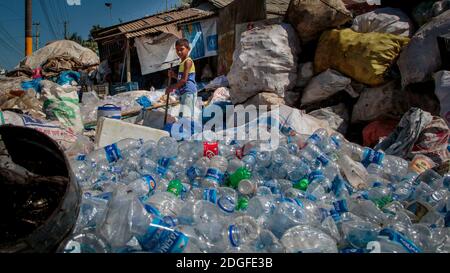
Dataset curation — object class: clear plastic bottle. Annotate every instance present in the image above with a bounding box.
[86,138,144,165]
[280,225,338,253]
[145,179,184,217]
[202,156,228,188]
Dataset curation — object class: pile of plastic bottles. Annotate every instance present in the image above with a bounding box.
[62,129,450,253]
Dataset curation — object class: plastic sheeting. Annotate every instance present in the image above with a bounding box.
[18,40,99,70]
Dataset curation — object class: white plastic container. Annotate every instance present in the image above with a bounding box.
[97,104,122,121]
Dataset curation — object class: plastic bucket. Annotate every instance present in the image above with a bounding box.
[0,125,81,253]
[97,104,122,121]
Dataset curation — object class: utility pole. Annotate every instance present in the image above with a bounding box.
[166,0,168,11]
[25,0,32,56]
[33,21,40,50]
[64,21,68,40]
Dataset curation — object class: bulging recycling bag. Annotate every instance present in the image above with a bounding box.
[398,10,450,88]
[228,23,300,104]
[315,28,410,86]
[286,0,352,44]
[351,7,415,37]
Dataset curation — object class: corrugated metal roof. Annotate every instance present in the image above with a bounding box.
[94,7,214,41]
[205,0,289,15]
[206,0,234,8]
[266,0,290,16]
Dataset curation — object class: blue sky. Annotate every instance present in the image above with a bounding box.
[0,0,182,70]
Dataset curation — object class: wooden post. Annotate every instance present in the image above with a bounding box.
[126,39,131,83]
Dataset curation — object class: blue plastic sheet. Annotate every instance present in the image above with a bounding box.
[57,71,81,86]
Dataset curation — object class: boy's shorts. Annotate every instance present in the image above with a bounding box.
[179,93,197,119]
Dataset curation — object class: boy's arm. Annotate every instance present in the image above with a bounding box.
[167,60,193,93]
[175,59,192,89]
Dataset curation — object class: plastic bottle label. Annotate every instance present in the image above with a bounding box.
[95,192,112,201]
[331,176,344,196]
[205,168,225,185]
[104,143,122,163]
[139,218,189,253]
[308,133,321,144]
[186,166,200,181]
[203,188,218,204]
[333,200,349,214]
[203,142,219,159]
[143,175,157,192]
[316,155,329,167]
[306,194,317,202]
[410,156,435,174]
[144,204,161,216]
[309,171,325,182]
[362,148,385,167]
[330,136,341,149]
[158,157,171,168]
[379,228,422,253]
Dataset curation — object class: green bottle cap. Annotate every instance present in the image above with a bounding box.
[294,179,309,191]
[236,196,249,211]
[167,179,183,197]
[229,167,252,189]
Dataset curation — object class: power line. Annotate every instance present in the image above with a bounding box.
[39,0,59,39]
[0,35,23,56]
[0,22,21,49]
[49,0,64,38]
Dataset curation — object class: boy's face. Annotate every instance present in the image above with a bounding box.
[176,45,189,59]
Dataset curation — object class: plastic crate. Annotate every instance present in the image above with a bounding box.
[110,82,139,96]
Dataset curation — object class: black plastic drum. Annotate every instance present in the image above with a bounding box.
[0,125,81,253]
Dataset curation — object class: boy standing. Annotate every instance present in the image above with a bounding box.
[166,39,197,119]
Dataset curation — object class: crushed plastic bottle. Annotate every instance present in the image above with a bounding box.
[65,130,449,253]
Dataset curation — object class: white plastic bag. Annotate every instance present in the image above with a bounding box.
[301,69,358,106]
[309,103,349,134]
[228,23,300,104]
[352,8,414,37]
[40,80,84,133]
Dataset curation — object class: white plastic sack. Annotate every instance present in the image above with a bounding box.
[352,8,415,37]
[244,92,286,107]
[398,10,450,88]
[0,110,79,151]
[19,40,99,70]
[228,23,300,104]
[301,69,358,106]
[309,103,349,134]
[352,81,409,123]
[204,76,229,91]
[434,71,450,127]
[40,80,83,133]
[209,87,231,104]
[0,76,31,94]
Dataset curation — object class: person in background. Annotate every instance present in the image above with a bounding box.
[166,39,197,119]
